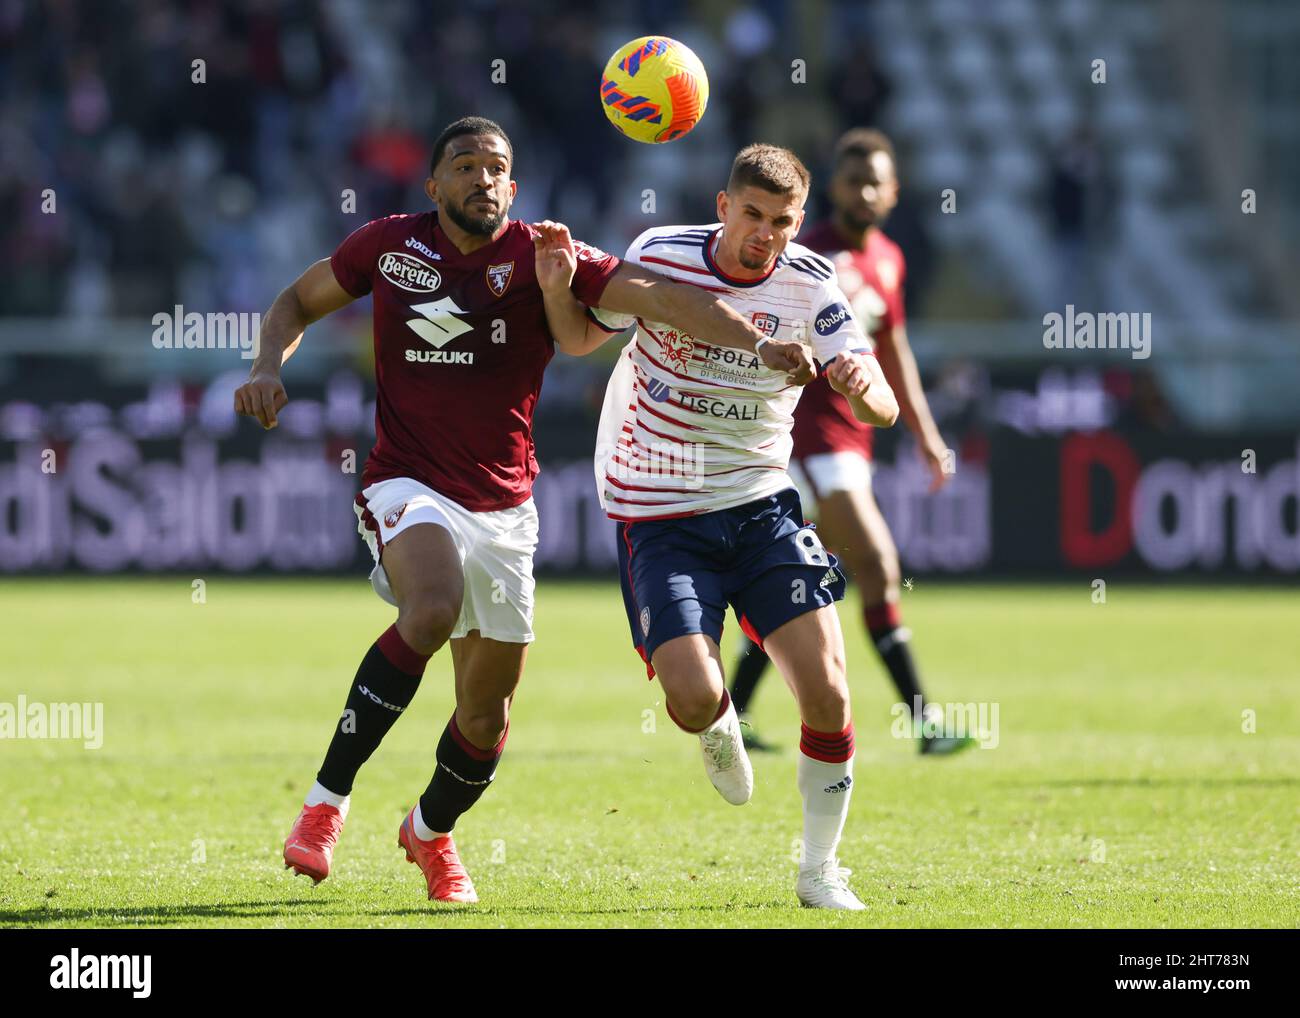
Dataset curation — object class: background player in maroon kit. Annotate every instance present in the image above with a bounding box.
[728,128,975,756]
[234,116,813,902]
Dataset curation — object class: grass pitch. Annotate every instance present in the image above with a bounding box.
[1,578,1296,928]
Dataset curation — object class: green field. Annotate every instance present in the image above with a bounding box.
[1,578,1296,928]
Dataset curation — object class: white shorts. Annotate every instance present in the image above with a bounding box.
[788,451,874,507]
[354,477,539,644]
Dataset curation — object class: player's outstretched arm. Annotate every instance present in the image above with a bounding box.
[827,351,899,428]
[599,263,816,385]
[234,259,357,429]
[534,220,617,356]
[876,324,950,491]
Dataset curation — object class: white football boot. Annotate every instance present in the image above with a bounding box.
[698,699,753,805]
[796,859,867,910]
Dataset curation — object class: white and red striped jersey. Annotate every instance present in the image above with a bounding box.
[589,223,871,521]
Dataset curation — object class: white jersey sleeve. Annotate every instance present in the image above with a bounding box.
[803,264,875,367]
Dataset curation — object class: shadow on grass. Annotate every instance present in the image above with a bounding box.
[2,899,781,926]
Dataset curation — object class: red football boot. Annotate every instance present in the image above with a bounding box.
[398,807,478,903]
[283,802,346,883]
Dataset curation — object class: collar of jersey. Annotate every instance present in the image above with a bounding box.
[702,227,778,289]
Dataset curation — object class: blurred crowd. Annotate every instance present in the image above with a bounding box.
[0,0,908,319]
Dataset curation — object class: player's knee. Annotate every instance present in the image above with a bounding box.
[879,556,901,598]
[398,592,459,654]
[457,705,508,751]
[666,684,723,731]
[802,679,851,733]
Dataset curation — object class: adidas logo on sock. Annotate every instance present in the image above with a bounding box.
[823,776,853,794]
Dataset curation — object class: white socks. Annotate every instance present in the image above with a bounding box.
[412,803,448,841]
[304,783,449,839]
[797,724,856,869]
[305,781,349,817]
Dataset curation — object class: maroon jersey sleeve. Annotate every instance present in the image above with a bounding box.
[330,218,388,298]
[570,238,621,306]
[884,247,906,332]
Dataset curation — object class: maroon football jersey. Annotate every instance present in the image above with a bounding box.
[330,212,620,511]
[791,222,906,460]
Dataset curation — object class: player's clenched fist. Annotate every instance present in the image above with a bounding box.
[234,371,288,429]
[826,350,872,399]
[758,339,816,386]
[826,351,898,427]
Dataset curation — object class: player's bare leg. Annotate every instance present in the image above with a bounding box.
[730,633,778,752]
[763,605,865,910]
[400,631,526,902]
[818,488,974,755]
[816,487,893,598]
[285,523,463,883]
[727,486,880,751]
[651,634,753,805]
[385,524,467,656]
[450,631,525,748]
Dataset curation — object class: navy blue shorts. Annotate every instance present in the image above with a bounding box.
[615,487,847,677]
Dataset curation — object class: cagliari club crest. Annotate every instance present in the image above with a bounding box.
[486,261,514,296]
[751,311,780,336]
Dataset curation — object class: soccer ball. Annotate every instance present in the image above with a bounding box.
[599,36,709,144]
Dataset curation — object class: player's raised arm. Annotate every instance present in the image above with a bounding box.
[599,262,816,385]
[534,221,624,356]
[810,276,898,427]
[827,350,898,427]
[234,258,357,429]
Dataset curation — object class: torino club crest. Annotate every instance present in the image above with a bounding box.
[384,504,407,528]
[658,327,694,371]
[486,262,514,296]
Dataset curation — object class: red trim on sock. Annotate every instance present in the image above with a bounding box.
[665,689,730,734]
[448,713,506,762]
[800,722,855,763]
[376,624,431,676]
[865,601,901,633]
